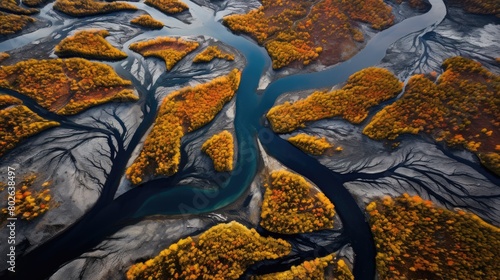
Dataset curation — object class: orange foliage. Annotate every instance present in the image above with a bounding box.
[1,174,52,221]
[288,133,333,156]
[0,95,59,157]
[0,0,38,15]
[260,170,335,234]
[364,56,500,175]
[55,29,127,60]
[0,58,137,115]
[53,0,137,17]
[267,67,402,133]
[129,37,199,71]
[0,12,35,35]
[202,131,235,172]
[145,0,188,15]
[126,221,291,280]
[253,254,353,280]
[224,0,397,68]
[193,46,235,63]
[130,14,164,29]
[367,194,500,279]
[126,69,241,184]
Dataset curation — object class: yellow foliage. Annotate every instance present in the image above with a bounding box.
[0,0,38,15]
[267,67,402,133]
[145,0,188,15]
[253,254,353,280]
[202,130,235,172]
[1,174,52,221]
[0,12,35,35]
[55,29,127,60]
[126,221,291,280]
[224,0,396,68]
[53,0,137,17]
[130,14,164,29]
[363,57,500,175]
[260,170,335,234]
[129,37,199,71]
[288,133,333,155]
[368,194,500,279]
[0,95,59,157]
[0,58,137,115]
[193,46,235,63]
[126,69,241,184]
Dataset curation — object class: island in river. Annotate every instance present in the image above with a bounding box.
[0,0,499,279]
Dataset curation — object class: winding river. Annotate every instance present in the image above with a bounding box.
[2,0,448,279]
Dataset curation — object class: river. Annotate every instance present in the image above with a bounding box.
[2,0,447,279]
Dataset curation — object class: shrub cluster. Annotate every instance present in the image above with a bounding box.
[0,58,137,115]
[130,37,199,71]
[126,221,291,279]
[55,29,127,60]
[367,194,500,279]
[253,254,354,280]
[1,174,52,221]
[0,0,38,15]
[193,46,235,63]
[288,133,333,155]
[363,56,500,175]
[260,170,335,234]
[126,69,241,184]
[130,14,164,29]
[201,130,235,172]
[224,0,397,68]
[53,0,137,17]
[0,95,59,157]
[0,12,35,35]
[145,0,188,15]
[267,67,402,133]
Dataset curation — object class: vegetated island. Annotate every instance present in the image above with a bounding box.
[201,130,235,172]
[0,95,59,157]
[367,194,500,279]
[260,170,335,234]
[126,221,291,279]
[223,0,418,69]
[145,0,189,15]
[126,69,241,184]
[267,67,402,133]
[130,14,164,29]
[363,56,500,175]
[129,37,199,71]
[0,0,38,15]
[252,254,353,280]
[288,133,334,156]
[193,45,235,63]
[0,58,138,115]
[1,174,52,221]
[55,29,128,60]
[53,0,137,17]
[0,12,35,35]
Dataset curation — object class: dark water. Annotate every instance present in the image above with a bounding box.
[3,0,447,279]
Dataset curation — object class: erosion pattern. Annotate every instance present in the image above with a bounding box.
[0,0,499,279]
